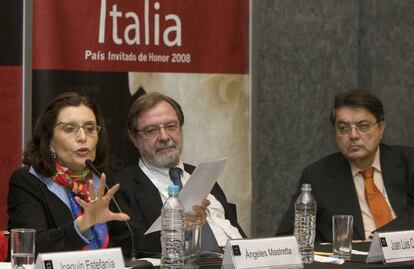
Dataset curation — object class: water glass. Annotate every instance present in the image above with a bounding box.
[11,228,36,269]
[184,224,201,268]
[332,215,353,260]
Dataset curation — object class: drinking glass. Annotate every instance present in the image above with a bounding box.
[184,224,201,268]
[332,215,353,260]
[11,228,36,269]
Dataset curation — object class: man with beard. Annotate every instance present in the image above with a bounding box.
[277,89,414,242]
[111,92,245,257]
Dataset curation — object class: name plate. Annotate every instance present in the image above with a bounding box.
[35,248,125,269]
[367,230,414,263]
[221,236,303,269]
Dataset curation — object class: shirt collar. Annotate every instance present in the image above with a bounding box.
[139,157,185,176]
[350,147,382,177]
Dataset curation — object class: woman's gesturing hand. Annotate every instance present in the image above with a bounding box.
[75,173,130,233]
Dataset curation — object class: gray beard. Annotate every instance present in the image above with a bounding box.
[141,145,183,169]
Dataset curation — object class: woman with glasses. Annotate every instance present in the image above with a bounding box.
[7,92,130,255]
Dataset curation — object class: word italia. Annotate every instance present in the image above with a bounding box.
[98,0,182,46]
[245,248,293,260]
[390,238,414,250]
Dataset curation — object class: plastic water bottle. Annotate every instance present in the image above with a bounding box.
[294,183,317,264]
[161,185,184,268]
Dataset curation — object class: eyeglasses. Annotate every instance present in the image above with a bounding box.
[55,122,102,135]
[135,122,180,138]
[335,121,379,135]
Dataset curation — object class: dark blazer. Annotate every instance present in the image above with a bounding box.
[276,144,414,242]
[7,167,90,255]
[110,163,246,257]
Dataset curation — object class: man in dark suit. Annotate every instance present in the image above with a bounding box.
[277,90,414,242]
[111,92,245,257]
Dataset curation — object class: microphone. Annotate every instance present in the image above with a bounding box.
[85,159,152,268]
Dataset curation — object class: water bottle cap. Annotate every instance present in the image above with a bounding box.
[168,184,180,194]
[301,183,312,191]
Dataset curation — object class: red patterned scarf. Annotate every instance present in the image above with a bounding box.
[51,160,109,249]
[51,161,92,200]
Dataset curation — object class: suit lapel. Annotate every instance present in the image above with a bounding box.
[39,186,74,227]
[327,156,365,239]
[130,167,164,227]
[380,145,406,219]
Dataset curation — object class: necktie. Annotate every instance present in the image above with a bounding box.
[169,167,183,190]
[200,222,220,252]
[361,167,393,228]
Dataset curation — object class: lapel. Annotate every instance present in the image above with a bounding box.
[183,163,195,174]
[327,155,365,239]
[39,184,75,227]
[379,145,406,219]
[130,166,164,227]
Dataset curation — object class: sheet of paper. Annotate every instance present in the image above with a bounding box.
[314,255,345,264]
[352,249,368,255]
[139,258,160,266]
[144,158,227,235]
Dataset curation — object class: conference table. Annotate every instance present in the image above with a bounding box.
[302,242,414,269]
[152,260,414,269]
[2,242,413,269]
[184,255,414,268]
[151,242,414,268]
[2,251,414,269]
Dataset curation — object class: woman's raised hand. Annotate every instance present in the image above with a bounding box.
[74,173,129,233]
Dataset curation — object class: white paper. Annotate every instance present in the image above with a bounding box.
[0,263,11,269]
[367,230,414,264]
[352,249,368,255]
[139,258,160,266]
[222,237,303,269]
[314,255,345,264]
[144,159,227,235]
[35,248,125,269]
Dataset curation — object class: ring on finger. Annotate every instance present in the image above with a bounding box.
[88,196,97,203]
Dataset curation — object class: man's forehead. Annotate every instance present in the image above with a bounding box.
[137,101,179,126]
[335,106,375,122]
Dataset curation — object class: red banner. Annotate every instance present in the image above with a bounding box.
[33,0,249,74]
[0,66,22,229]
[31,0,251,231]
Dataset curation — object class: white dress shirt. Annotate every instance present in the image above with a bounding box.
[139,158,242,246]
[350,148,396,239]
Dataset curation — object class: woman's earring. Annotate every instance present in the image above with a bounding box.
[50,149,56,159]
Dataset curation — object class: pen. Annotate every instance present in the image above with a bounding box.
[314,251,333,257]
[319,242,332,245]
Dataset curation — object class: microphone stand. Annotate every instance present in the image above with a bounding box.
[85,160,153,268]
